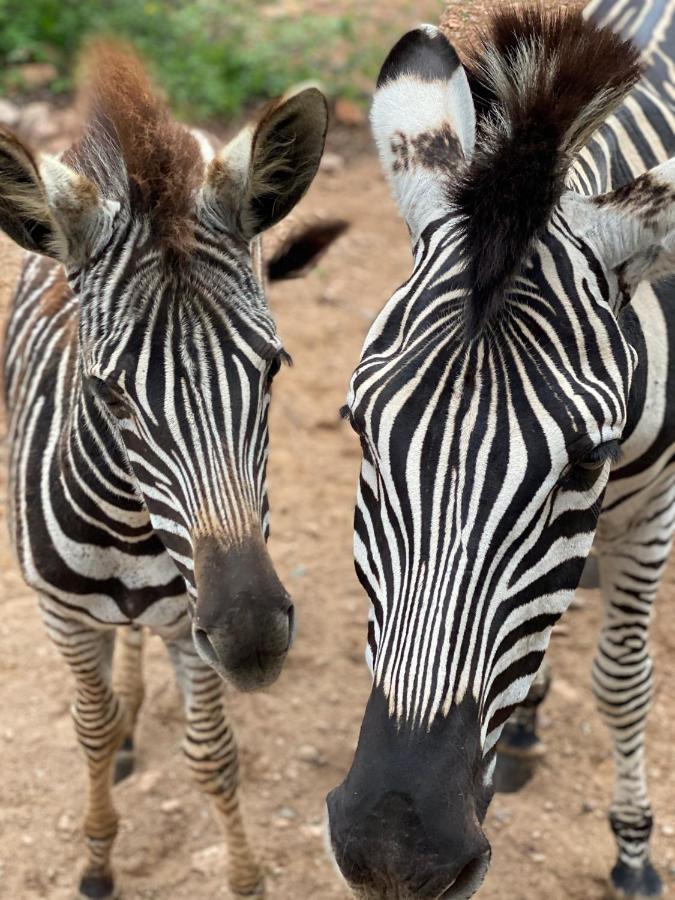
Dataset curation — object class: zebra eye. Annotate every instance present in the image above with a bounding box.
[267,356,281,384]
[87,376,131,420]
[562,439,619,484]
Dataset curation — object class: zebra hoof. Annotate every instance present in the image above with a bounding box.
[229,876,265,897]
[113,736,135,784]
[608,860,663,899]
[78,870,118,899]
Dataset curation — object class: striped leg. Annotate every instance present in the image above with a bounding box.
[40,602,125,900]
[112,625,145,782]
[167,636,264,897]
[494,660,550,793]
[594,485,674,900]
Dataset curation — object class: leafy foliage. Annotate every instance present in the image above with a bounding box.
[0,0,369,119]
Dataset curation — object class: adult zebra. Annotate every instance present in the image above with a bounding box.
[327,4,675,900]
[0,43,340,900]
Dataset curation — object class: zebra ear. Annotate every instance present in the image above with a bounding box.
[204,87,328,240]
[371,25,475,244]
[0,127,117,264]
[563,159,675,294]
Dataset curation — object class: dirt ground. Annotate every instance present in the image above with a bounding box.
[0,1,674,899]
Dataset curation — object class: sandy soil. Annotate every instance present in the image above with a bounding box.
[0,2,673,899]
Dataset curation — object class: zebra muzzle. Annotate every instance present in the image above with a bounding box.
[192,535,294,691]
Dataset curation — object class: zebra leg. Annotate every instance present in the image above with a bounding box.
[112,624,145,782]
[594,496,673,900]
[40,605,125,899]
[493,659,550,793]
[167,636,264,897]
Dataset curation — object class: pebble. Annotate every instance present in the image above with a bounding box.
[531,853,547,864]
[544,801,554,812]
[297,744,324,766]
[661,824,674,837]
[138,769,162,795]
[277,806,297,820]
[320,151,345,175]
[191,843,225,877]
[0,100,19,128]
[18,101,59,142]
[581,801,595,814]
[56,812,74,833]
[160,799,182,814]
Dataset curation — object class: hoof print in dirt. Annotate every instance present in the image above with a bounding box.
[113,736,135,784]
[78,871,117,900]
[608,860,663,899]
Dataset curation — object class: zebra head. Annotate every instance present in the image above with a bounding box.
[0,44,337,691]
[328,10,675,898]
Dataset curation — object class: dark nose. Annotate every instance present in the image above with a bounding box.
[192,535,294,691]
[326,688,491,899]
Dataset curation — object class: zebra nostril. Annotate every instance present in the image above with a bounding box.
[286,604,296,648]
[193,626,218,666]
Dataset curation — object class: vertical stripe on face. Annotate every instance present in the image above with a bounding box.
[348,218,634,747]
[76,226,283,596]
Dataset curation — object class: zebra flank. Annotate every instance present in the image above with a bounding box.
[0,38,336,900]
[328,2,675,899]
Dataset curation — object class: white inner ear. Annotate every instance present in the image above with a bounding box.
[39,155,117,264]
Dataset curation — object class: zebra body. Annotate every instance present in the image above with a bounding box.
[0,43,334,899]
[328,4,675,899]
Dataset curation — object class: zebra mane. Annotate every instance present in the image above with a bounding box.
[452,7,643,336]
[63,41,204,251]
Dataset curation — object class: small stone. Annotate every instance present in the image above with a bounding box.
[56,812,73,833]
[581,801,595,814]
[493,809,511,824]
[544,801,554,812]
[319,151,345,175]
[291,565,307,579]
[552,678,580,704]
[531,830,542,840]
[300,823,324,839]
[277,806,297,820]
[531,853,546,864]
[160,799,182,814]
[661,824,674,837]
[0,100,19,128]
[19,101,59,142]
[138,769,162,795]
[298,743,319,761]
[21,834,34,846]
[191,843,225,877]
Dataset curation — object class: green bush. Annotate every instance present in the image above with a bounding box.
[0,0,367,119]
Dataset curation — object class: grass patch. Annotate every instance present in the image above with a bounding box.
[0,0,374,120]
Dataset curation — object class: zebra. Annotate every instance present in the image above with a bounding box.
[0,42,342,900]
[327,4,675,899]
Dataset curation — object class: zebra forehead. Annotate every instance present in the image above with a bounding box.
[452,6,642,337]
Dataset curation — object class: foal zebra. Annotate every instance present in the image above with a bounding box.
[328,4,675,899]
[0,44,339,899]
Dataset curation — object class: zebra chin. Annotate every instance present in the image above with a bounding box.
[326,689,492,899]
[190,534,295,692]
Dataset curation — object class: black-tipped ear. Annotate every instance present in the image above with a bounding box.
[267,219,348,281]
[370,25,475,244]
[377,25,464,88]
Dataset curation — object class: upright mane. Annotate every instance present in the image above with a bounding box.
[452,7,643,335]
[64,41,203,250]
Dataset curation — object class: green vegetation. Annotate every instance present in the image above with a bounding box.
[0,0,372,120]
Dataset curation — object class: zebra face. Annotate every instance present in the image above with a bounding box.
[328,16,675,899]
[0,61,331,691]
[76,228,295,690]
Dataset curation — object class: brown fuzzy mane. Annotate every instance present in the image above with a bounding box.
[451,6,643,337]
[64,41,203,250]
